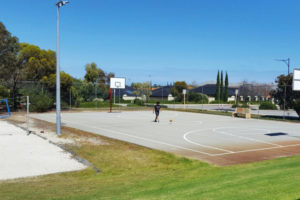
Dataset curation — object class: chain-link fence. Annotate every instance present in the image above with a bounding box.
[1,80,299,122]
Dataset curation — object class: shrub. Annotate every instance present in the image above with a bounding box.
[74,97,83,107]
[187,92,208,103]
[259,102,277,110]
[134,99,144,106]
[232,104,238,108]
[232,103,249,108]
[228,101,236,104]
[30,93,53,112]
[210,100,229,104]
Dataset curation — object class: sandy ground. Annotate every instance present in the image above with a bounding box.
[0,120,86,181]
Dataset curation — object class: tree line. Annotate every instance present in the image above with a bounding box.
[0,22,114,111]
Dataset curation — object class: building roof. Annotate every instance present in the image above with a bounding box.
[115,86,135,96]
[191,84,238,96]
[151,86,173,97]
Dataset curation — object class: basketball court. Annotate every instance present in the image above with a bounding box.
[31,110,300,166]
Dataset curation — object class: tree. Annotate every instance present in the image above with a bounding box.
[40,71,73,105]
[0,85,9,98]
[78,82,96,102]
[239,81,274,100]
[171,81,187,101]
[106,72,115,85]
[84,62,105,84]
[270,74,294,109]
[18,43,56,81]
[271,74,300,118]
[131,82,152,100]
[224,72,229,102]
[220,71,224,102]
[84,62,114,96]
[216,71,220,100]
[188,92,208,103]
[0,22,21,108]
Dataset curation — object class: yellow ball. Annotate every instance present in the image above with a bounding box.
[169,119,173,122]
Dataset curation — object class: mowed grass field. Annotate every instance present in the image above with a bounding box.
[1,125,300,200]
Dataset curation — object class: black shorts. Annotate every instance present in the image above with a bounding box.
[155,111,160,116]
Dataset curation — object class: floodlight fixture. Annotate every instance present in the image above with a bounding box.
[56,1,69,8]
[275,58,290,75]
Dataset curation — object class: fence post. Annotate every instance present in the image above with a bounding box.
[26,96,30,135]
[69,89,72,110]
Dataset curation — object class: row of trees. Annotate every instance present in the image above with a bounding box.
[0,22,114,111]
[216,70,229,102]
[131,82,152,100]
[238,81,274,98]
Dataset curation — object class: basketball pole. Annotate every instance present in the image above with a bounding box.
[110,88,112,113]
[114,89,116,104]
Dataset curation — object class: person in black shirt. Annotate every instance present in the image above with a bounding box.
[153,102,161,122]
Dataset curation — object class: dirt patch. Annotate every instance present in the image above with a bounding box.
[8,113,109,146]
[209,145,300,166]
[175,141,300,166]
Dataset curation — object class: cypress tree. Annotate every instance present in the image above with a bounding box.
[220,71,224,102]
[216,71,220,100]
[224,72,229,102]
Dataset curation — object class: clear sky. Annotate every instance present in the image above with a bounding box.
[1,0,300,85]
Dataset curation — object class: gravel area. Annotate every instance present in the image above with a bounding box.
[0,120,86,181]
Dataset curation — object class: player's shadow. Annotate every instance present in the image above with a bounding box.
[265,132,287,136]
[265,132,300,139]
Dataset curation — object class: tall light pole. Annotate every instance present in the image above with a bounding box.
[56,1,69,135]
[275,58,290,120]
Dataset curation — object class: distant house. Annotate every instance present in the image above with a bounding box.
[191,84,238,96]
[113,86,137,100]
[150,86,175,101]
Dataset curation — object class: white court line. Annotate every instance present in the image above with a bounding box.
[33,114,300,158]
[60,118,215,156]
[212,143,300,156]
[213,127,283,147]
[183,129,234,153]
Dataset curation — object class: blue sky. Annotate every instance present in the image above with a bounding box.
[1,0,300,85]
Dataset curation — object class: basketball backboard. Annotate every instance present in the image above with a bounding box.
[110,78,126,89]
[293,69,300,91]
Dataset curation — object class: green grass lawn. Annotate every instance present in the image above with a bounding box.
[1,126,300,200]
